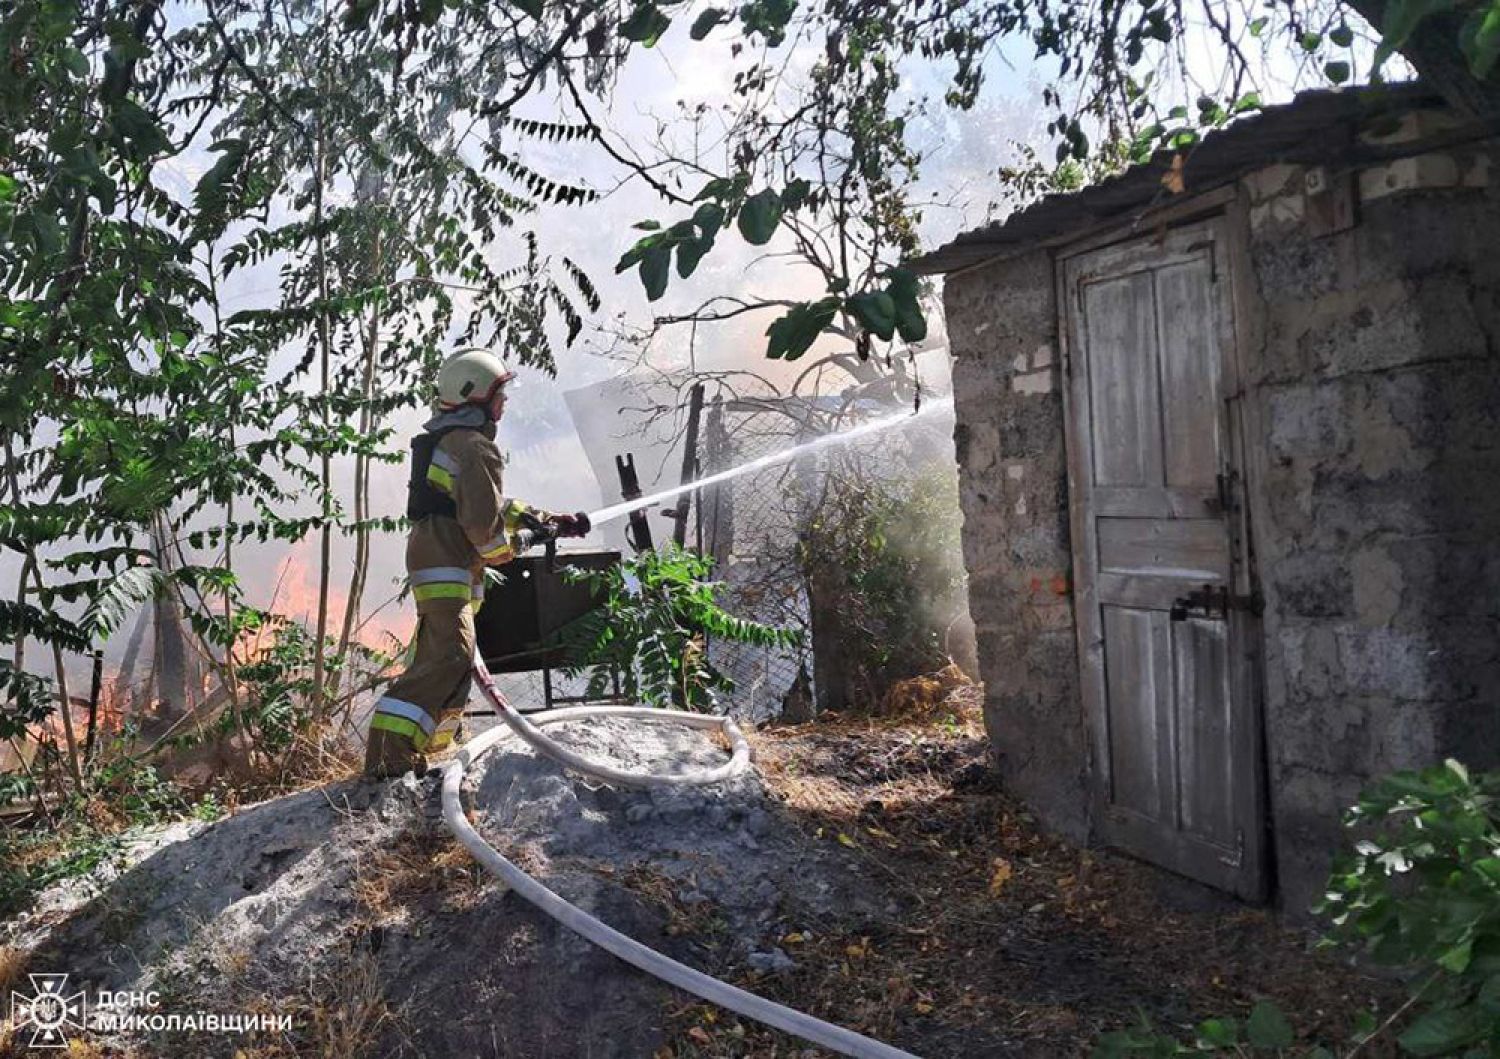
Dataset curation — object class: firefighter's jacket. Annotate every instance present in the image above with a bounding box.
[366,409,546,764]
[406,411,545,615]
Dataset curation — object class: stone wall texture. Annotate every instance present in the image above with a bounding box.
[946,250,1088,842]
[1239,133,1500,913]
[945,113,1499,911]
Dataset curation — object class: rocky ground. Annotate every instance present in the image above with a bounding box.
[1,687,1397,1058]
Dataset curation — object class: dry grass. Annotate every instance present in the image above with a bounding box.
[659,671,1399,1058]
[351,823,486,925]
[305,948,394,1059]
[873,663,979,720]
[610,864,729,940]
[0,946,26,998]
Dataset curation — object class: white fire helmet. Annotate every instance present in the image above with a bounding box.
[435,348,515,410]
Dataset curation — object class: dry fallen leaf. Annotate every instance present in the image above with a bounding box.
[1163,153,1186,194]
[988,856,1014,897]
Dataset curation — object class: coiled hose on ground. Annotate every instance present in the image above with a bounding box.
[439,651,920,1059]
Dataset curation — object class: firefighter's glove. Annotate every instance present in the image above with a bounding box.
[552,512,592,538]
[515,509,560,549]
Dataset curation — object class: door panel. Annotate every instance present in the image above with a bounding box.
[1102,606,1170,820]
[1096,517,1228,580]
[1062,221,1266,900]
[1156,259,1222,489]
[1173,616,1234,845]
[1084,272,1161,488]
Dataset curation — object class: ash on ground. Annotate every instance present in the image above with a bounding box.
[4,719,882,1058]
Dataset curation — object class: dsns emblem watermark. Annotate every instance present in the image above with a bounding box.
[9,974,87,1049]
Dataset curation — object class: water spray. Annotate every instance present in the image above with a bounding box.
[586,396,954,528]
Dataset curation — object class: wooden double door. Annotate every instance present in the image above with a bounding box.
[1061,220,1267,900]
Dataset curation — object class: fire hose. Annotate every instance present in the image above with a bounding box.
[439,649,920,1059]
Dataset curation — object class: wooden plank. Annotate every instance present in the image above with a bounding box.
[1102,606,1163,819]
[1061,252,1115,812]
[1155,258,1223,489]
[1097,517,1229,580]
[1092,487,1217,519]
[1173,617,1235,845]
[1083,271,1161,488]
[1096,574,1196,611]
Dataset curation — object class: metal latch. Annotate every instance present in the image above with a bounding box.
[1169,584,1263,621]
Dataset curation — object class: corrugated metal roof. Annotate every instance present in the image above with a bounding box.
[908,83,1448,275]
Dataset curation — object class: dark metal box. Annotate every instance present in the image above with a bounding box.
[473,550,620,673]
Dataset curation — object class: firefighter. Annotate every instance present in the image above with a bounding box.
[364,349,590,778]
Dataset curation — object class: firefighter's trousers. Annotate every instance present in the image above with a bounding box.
[364,599,475,777]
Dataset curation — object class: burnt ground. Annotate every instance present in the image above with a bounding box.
[650,681,1401,1058]
[1,678,1398,1059]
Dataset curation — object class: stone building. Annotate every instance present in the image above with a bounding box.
[911,85,1500,912]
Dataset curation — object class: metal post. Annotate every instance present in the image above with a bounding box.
[615,453,654,553]
[670,383,705,548]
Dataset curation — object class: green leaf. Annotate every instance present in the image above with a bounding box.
[675,234,713,278]
[194,138,248,214]
[1398,1007,1488,1056]
[512,0,544,18]
[112,98,173,156]
[1477,974,1500,1014]
[737,188,783,245]
[1245,1001,1294,1049]
[82,566,164,641]
[781,178,812,210]
[619,3,671,45]
[1300,30,1323,50]
[692,201,726,235]
[632,219,662,231]
[1324,60,1351,83]
[640,244,671,300]
[1459,1,1500,78]
[847,291,897,341]
[690,7,728,38]
[886,268,927,343]
[1195,1017,1239,1048]
[1375,0,1462,69]
[1248,16,1268,35]
[765,297,839,361]
[1330,23,1355,45]
[1438,937,1474,972]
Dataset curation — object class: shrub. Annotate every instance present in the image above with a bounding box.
[557,545,801,712]
[1095,759,1500,1057]
[797,469,966,704]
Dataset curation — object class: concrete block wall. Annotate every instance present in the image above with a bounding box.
[946,250,1089,842]
[1238,140,1500,913]
[942,111,1498,913]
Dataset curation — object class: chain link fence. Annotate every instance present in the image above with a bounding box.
[699,393,960,721]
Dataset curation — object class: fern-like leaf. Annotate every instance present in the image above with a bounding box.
[82,565,164,641]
